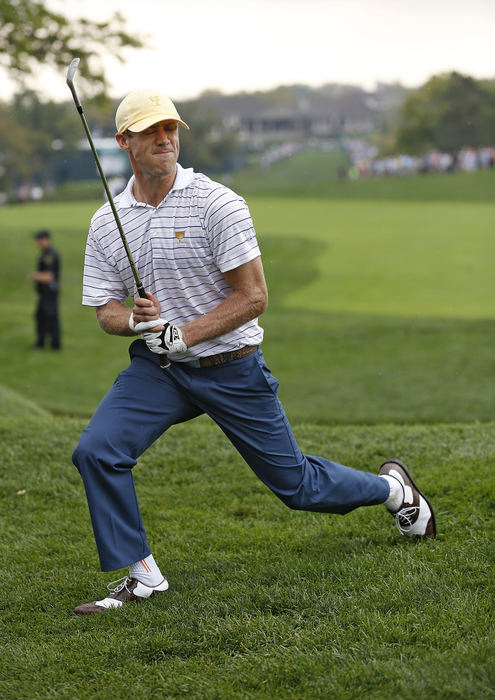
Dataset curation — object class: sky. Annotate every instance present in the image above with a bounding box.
[3,0,495,101]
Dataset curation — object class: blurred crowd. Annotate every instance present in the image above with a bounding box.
[260,142,306,167]
[259,138,495,181]
[345,139,495,178]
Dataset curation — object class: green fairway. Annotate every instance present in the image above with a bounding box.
[0,171,493,698]
[256,198,495,318]
[0,180,493,423]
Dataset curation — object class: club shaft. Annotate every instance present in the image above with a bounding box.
[68,82,146,298]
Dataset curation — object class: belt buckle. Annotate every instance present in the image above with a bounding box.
[186,358,202,368]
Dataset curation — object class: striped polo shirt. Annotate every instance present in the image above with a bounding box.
[82,163,264,361]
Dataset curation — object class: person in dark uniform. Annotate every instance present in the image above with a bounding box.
[30,229,61,350]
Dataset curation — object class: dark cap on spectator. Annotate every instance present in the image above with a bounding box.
[34,229,51,240]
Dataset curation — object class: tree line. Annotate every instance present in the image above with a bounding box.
[391,72,495,155]
[1,2,495,197]
[0,90,243,197]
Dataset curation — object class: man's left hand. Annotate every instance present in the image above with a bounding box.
[143,323,187,355]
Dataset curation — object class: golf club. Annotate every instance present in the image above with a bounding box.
[66,58,146,299]
[66,58,169,367]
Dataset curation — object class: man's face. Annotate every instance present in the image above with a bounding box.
[116,120,180,179]
[36,236,50,249]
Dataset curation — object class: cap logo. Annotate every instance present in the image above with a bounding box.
[148,96,161,106]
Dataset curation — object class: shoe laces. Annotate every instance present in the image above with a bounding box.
[394,506,419,535]
[106,576,131,594]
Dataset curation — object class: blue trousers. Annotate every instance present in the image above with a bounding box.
[73,341,389,571]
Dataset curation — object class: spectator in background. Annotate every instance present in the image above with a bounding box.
[29,229,61,350]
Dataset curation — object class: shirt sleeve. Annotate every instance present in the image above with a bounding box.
[82,225,129,307]
[202,186,261,273]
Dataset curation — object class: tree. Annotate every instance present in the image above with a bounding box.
[0,102,35,192]
[0,0,144,93]
[178,102,242,175]
[394,72,495,154]
[0,91,83,192]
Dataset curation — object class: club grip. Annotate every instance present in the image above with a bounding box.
[135,283,170,369]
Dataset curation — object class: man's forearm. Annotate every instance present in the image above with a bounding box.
[30,271,54,283]
[96,300,135,336]
[181,257,268,348]
[181,288,266,348]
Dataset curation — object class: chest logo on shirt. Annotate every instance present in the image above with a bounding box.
[175,231,185,243]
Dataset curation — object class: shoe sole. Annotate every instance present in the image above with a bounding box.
[381,459,437,538]
[73,587,169,615]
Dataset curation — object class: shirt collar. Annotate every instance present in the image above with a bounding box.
[120,163,196,209]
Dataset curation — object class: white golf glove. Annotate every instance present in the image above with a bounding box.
[142,323,187,355]
[129,313,168,333]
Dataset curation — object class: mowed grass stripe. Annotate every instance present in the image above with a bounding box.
[251,198,495,319]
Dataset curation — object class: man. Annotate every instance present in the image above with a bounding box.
[72,90,436,615]
[30,229,61,350]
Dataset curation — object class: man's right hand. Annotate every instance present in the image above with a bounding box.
[129,292,166,333]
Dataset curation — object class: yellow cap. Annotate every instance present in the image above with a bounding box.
[115,89,189,133]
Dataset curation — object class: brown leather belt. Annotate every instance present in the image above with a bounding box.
[187,345,258,368]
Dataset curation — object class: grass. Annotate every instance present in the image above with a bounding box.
[225,147,351,197]
[0,182,494,422]
[228,148,495,202]
[0,167,494,698]
[1,414,494,699]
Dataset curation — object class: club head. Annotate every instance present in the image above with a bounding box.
[66,58,80,86]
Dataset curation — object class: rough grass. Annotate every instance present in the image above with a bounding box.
[0,415,494,699]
